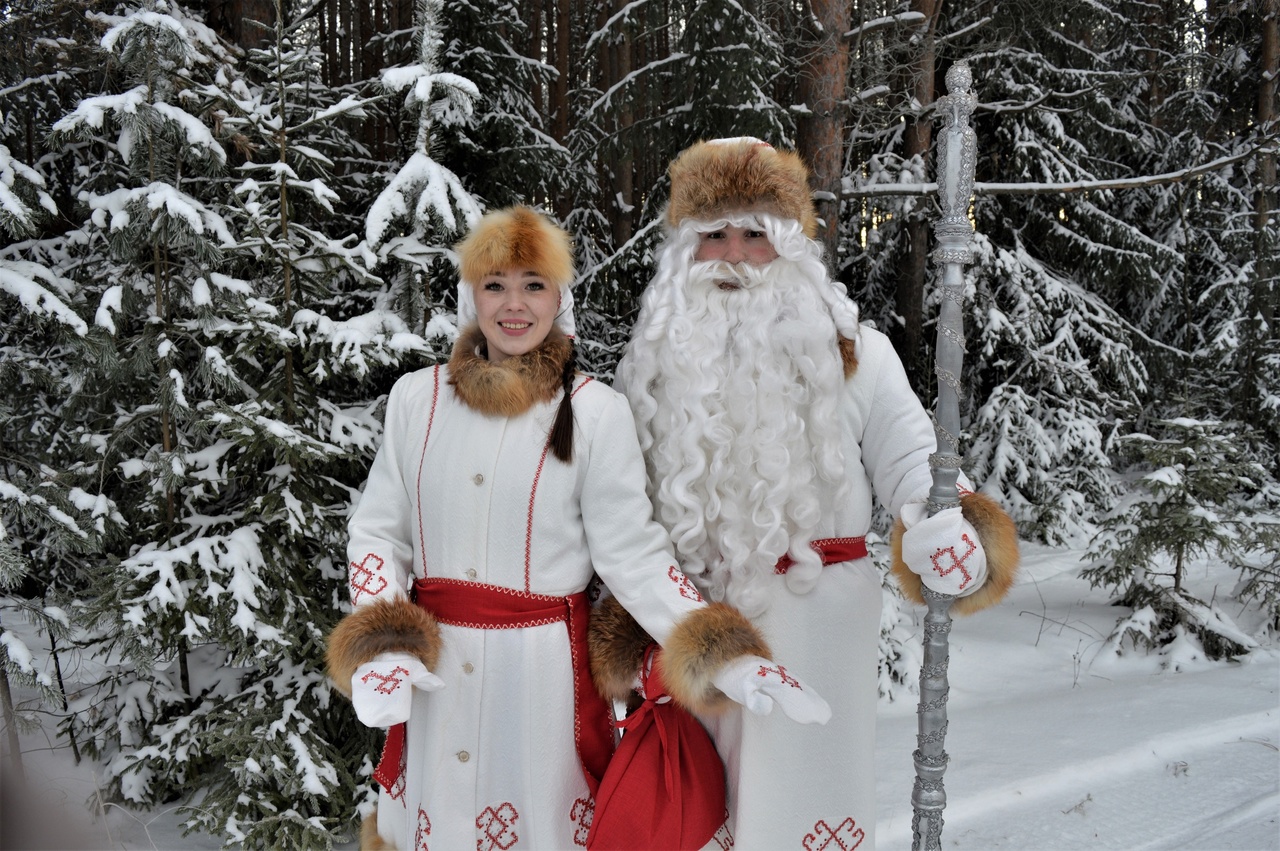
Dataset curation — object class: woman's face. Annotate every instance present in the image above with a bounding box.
[472,268,561,363]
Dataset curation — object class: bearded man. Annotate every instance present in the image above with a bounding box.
[593,138,1021,849]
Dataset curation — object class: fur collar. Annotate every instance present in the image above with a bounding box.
[839,334,858,378]
[449,324,570,416]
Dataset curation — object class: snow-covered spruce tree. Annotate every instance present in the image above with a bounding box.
[172,4,426,845]
[365,0,482,344]
[1083,417,1269,663]
[0,135,121,777]
[932,6,1154,544]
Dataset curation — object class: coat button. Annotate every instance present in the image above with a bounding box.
[457,750,470,763]
[466,568,477,579]
[473,473,484,485]
[463,662,474,674]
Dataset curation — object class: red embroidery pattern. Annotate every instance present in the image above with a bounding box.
[930,533,976,591]
[361,665,410,694]
[476,803,520,850]
[570,796,593,846]
[710,820,734,849]
[525,377,592,592]
[757,664,801,688]
[415,807,431,851]
[350,553,388,603]
[668,565,703,602]
[389,746,407,804]
[803,818,864,850]
[415,365,443,576]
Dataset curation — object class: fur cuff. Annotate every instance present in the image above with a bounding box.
[661,602,772,716]
[326,597,443,698]
[890,491,1021,615]
[588,595,655,703]
[360,810,395,851]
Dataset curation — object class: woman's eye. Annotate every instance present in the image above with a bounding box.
[483,281,503,291]
[526,281,546,291]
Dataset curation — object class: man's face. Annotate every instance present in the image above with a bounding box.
[692,224,780,267]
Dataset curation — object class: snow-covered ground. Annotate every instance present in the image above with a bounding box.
[6,543,1277,850]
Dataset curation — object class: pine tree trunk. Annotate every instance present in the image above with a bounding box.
[610,0,634,250]
[795,0,850,269]
[894,0,941,386]
[0,666,23,783]
[1255,0,1277,335]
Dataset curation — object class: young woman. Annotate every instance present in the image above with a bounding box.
[325,206,828,851]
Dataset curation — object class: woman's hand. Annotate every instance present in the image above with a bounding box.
[349,651,445,728]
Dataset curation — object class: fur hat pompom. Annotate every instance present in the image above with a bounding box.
[455,206,575,289]
[666,138,818,238]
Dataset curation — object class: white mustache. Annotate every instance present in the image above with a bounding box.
[690,260,772,290]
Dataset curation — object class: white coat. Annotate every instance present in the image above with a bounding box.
[347,362,703,850]
[694,326,939,851]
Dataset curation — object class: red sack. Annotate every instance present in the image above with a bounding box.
[587,645,726,850]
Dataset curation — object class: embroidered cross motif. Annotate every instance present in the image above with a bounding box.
[930,533,976,591]
[668,565,704,602]
[569,796,593,846]
[803,817,865,850]
[388,764,406,803]
[477,802,520,850]
[414,807,431,851]
[361,666,410,695]
[350,553,388,603]
[757,664,801,689]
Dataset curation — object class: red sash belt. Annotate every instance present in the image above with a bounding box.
[374,578,614,798]
[773,536,868,574]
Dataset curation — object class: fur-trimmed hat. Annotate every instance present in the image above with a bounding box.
[666,137,818,238]
[455,205,574,288]
[454,205,577,336]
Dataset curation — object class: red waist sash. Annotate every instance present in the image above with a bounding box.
[773,536,868,574]
[374,578,613,799]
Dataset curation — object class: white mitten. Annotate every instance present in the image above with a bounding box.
[350,651,445,728]
[712,655,832,725]
[899,502,988,597]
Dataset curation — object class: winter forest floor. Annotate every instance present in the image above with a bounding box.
[5,543,1278,850]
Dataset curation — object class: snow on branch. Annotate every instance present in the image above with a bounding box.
[846,141,1279,198]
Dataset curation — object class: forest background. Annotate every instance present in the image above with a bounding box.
[0,0,1276,847]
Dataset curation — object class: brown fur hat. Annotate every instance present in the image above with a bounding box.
[667,138,819,238]
[890,491,1021,616]
[455,205,574,288]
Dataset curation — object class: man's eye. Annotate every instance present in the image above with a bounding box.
[703,231,725,240]
[746,230,766,239]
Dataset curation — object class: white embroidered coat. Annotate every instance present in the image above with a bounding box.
[347,364,703,851]
[683,326,941,851]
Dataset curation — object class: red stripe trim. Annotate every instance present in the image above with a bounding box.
[774,536,868,574]
[415,366,442,576]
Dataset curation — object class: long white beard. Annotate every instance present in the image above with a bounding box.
[618,215,859,616]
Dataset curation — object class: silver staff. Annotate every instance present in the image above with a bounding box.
[911,60,978,851]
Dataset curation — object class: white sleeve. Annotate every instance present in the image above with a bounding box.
[855,332,941,517]
[344,373,419,607]
[579,391,704,645]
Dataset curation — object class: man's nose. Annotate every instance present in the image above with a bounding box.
[722,235,745,264]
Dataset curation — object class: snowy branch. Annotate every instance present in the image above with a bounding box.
[847,141,1279,197]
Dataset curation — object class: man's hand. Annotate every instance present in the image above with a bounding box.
[712,655,831,724]
[899,503,988,596]
[349,651,445,728]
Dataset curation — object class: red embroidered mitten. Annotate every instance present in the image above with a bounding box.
[350,652,444,728]
[712,655,831,725]
[899,503,988,597]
